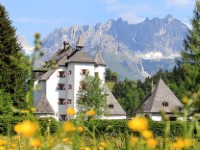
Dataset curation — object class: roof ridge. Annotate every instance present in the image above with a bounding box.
[149,79,161,112]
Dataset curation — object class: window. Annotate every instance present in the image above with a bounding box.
[162,102,169,107]
[58,98,65,105]
[57,84,65,90]
[80,69,89,75]
[66,99,72,104]
[108,104,114,109]
[68,70,72,75]
[57,71,65,78]
[95,72,99,77]
[59,115,67,121]
[68,84,72,89]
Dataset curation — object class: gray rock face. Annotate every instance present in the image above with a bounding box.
[37,15,188,81]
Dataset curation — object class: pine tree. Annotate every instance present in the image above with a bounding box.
[183,0,200,66]
[182,0,200,112]
[0,4,29,108]
[182,0,200,92]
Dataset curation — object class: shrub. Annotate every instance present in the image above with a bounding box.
[38,117,58,135]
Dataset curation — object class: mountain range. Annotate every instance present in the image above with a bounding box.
[19,14,189,81]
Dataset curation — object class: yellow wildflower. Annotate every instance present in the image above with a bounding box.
[30,139,41,148]
[146,138,158,148]
[20,110,30,114]
[183,138,192,148]
[182,96,189,105]
[67,108,76,116]
[141,130,153,139]
[0,139,6,146]
[62,138,69,143]
[68,141,73,145]
[0,146,4,150]
[100,142,107,148]
[86,109,96,117]
[85,147,91,150]
[77,126,84,133]
[30,107,36,112]
[14,120,39,138]
[171,138,192,149]
[63,121,75,132]
[98,146,104,150]
[11,144,17,148]
[130,136,139,146]
[128,117,148,132]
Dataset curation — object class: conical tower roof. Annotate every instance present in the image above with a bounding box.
[76,34,84,48]
[94,50,106,66]
[135,78,183,113]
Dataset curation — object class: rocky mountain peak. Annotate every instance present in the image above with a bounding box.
[33,15,188,80]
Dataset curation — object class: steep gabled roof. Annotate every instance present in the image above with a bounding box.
[35,93,54,114]
[135,78,183,113]
[34,41,96,80]
[35,69,56,81]
[104,85,126,115]
[94,51,106,66]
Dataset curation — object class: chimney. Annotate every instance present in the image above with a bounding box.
[63,41,69,50]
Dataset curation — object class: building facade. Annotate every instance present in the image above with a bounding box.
[134,78,183,121]
[33,36,126,121]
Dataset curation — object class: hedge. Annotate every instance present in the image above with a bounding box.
[83,119,197,137]
[0,116,197,137]
[0,115,58,136]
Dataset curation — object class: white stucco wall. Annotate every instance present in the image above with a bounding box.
[135,113,162,121]
[94,65,105,84]
[101,115,126,120]
[35,114,56,120]
[73,63,95,112]
[151,115,162,121]
[46,66,68,116]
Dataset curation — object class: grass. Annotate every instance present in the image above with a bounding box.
[106,81,116,91]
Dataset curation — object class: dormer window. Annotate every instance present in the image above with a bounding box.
[108,104,114,109]
[162,102,168,107]
[57,84,65,90]
[57,71,65,78]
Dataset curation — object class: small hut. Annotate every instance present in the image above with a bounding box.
[134,78,183,121]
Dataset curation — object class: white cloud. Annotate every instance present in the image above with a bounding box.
[120,12,144,24]
[100,0,153,24]
[165,0,192,6]
[135,51,180,60]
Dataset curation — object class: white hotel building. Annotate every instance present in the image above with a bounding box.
[33,36,126,121]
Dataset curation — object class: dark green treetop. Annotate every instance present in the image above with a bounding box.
[0,4,29,108]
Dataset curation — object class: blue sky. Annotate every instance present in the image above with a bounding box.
[0,0,195,44]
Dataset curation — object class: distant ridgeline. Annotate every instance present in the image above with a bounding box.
[21,15,188,80]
